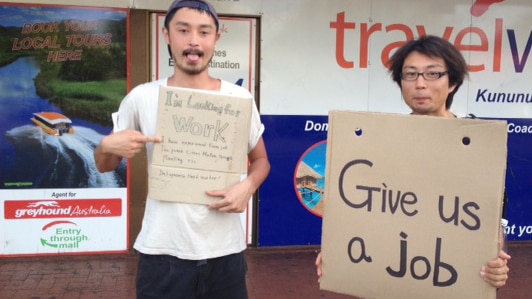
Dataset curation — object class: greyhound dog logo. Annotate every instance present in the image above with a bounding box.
[28,201,60,208]
[471,0,505,17]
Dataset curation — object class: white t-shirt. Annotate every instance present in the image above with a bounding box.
[113,78,264,260]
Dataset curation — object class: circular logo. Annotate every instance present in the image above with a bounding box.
[294,140,327,217]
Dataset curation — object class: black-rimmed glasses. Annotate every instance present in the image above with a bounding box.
[400,71,449,81]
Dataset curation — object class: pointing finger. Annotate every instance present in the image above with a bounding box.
[138,136,161,144]
[146,136,162,143]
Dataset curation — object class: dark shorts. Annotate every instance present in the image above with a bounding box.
[136,251,248,299]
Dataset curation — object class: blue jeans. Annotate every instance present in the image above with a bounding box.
[136,252,248,299]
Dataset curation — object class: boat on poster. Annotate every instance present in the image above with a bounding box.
[31,112,75,136]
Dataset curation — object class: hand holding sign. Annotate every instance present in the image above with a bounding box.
[207,178,253,213]
[481,250,511,287]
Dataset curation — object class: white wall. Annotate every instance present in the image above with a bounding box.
[0,0,261,13]
[4,0,531,118]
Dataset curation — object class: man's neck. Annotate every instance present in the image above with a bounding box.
[167,73,220,91]
[412,110,456,118]
[439,110,457,118]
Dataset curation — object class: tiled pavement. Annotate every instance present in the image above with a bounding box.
[0,242,530,299]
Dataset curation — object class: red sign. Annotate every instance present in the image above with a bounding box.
[4,199,122,219]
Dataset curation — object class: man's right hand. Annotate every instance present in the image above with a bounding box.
[94,130,160,173]
[101,130,161,159]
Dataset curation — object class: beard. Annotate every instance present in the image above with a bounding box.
[174,52,214,76]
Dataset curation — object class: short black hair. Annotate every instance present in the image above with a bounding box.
[164,0,219,32]
[388,35,469,109]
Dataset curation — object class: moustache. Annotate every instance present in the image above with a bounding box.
[183,49,204,56]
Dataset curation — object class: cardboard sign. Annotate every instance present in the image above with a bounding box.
[320,111,507,299]
[149,86,252,205]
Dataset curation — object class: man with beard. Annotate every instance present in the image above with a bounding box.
[94,1,270,298]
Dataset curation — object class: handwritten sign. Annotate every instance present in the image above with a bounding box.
[320,111,507,299]
[149,86,252,204]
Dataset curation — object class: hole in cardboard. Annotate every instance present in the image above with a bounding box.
[462,137,471,146]
[354,128,363,136]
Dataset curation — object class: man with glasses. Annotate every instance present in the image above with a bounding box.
[388,35,510,288]
[388,35,468,118]
[316,35,510,289]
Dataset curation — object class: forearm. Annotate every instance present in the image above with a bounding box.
[94,141,123,173]
[245,137,270,193]
[246,156,270,193]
